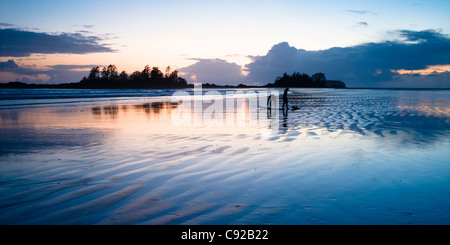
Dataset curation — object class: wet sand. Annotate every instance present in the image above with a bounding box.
[0,88,449,224]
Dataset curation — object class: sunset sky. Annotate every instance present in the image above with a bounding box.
[1,0,449,88]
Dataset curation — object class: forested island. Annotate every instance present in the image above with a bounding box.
[0,64,345,89]
[266,72,346,88]
[78,65,190,89]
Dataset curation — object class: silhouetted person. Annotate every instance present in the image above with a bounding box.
[282,88,289,110]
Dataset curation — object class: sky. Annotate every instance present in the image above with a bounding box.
[0,0,449,88]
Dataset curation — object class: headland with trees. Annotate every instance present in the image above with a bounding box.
[266,72,346,88]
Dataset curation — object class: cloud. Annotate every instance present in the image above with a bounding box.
[0,23,15,28]
[381,71,450,88]
[0,28,115,57]
[0,59,42,75]
[44,64,98,84]
[397,29,447,43]
[0,59,99,84]
[179,58,245,86]
[245,30,450,88]
[0,59,20,71]
[346,9,376,15]
[354,21,368,28]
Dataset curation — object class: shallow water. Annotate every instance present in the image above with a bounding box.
[0,88,449,224]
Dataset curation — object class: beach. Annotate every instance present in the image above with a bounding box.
[0,88,449,224]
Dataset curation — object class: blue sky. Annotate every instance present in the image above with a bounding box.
[0,0,449,87]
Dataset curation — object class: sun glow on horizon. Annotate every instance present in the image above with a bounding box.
[392,65,450,75]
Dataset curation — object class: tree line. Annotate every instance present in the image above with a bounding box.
[79,65,189,89]
[265,72,345,88]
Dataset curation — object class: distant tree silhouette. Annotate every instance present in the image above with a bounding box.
[130,70,142,81]
[88,66,100,80]
[119,71,128,81]
[100,64,118,81]
[266,72,345,88]
[108,65,119,81]
[165,66,171,78]
[142,65,151,80]
[150,67,163,80]
[76,64,190,89]
[101,67,110,80]
[168,70,178,82]
[312,72,326,83]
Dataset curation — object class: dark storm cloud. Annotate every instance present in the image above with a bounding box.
[245,29,450,88]
[398,29,447,43]
[0,28,115,57]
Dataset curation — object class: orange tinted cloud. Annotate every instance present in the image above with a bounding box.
[392,65,450,75]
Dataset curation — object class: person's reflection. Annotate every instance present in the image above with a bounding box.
[282,88,289,110]
[266,100,289,133]
[283,107,288,128]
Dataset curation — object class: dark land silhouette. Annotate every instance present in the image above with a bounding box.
[265,72,346,88]
[0,65,346,89]
[0,65,190,89]
[78,65,190,89]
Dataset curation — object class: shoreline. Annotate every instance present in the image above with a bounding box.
[0,84,448,90]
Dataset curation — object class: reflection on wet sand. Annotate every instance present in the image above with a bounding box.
[91,102,181,120]
[89,100,280,137]
[1,90,448,146]
[397,104,450,118]
[3,91,444,146]
[133,102,180,115]
[279,89,450,145]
